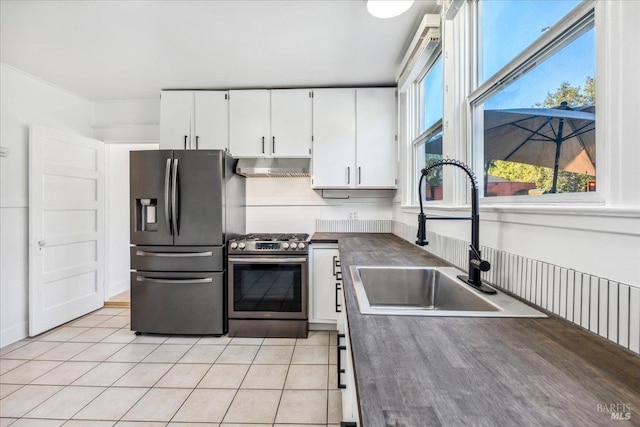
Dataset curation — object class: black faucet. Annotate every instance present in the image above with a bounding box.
[416,159,496,294]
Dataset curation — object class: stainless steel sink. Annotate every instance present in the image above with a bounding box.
[351,266,546,317]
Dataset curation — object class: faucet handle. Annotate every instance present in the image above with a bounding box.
[470,258,491,272]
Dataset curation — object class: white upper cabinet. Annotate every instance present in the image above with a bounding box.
[193,91,229,150]
[160,91,192,149]
[228,90,271,157]
[270,89,312,157]
[229,89,311,158]
[311,89,357,188]
[356,88,397,188]
[160,90,228,150]
[311,87,396,189]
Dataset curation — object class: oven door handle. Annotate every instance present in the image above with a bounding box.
[228,257,307,263]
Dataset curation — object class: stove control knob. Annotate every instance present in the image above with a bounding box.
[230,242,238,250]
[238,242,246,250]
[298,242,306,250]
[282,242,290,249]
[290,242,298,249]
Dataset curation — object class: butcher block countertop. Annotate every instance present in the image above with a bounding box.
[314,233,640,427]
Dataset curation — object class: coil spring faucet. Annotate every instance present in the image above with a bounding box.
[416,159,495,294]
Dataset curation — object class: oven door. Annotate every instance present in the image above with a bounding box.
[228,256,308,320]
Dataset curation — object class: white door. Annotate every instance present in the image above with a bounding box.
[271,89,312,157]
[229,90,270,157]
[311,89,356,188]
[194,91,229,150]
[356,88,397,188]
[29,125,105,336]
[160,91,192,149]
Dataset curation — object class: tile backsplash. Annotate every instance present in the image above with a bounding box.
[393,221,640,356]
[315,219,393,233]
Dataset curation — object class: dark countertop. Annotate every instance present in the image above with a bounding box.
[310,232,388,244]
[334,233,640,427]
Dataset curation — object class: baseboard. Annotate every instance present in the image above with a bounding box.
[1,321,28,348]
[108,278,129,298]
[104,300,130,308]
[309,321,338,331]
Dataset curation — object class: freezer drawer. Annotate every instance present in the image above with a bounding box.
[131,271,226,335]
[131,246,224,272]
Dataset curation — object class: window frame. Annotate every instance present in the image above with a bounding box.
[468,0,600,204]
[409,50,444,207]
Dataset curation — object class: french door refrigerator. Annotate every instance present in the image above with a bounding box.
[130,150,245,335]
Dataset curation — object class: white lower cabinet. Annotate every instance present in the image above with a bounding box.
[309,243,341,324]
[337,285,360,425]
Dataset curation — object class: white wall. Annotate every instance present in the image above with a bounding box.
[105,143,158,300]
[246,177,394,234]
[0,64,95,346]
[93,99,160,300]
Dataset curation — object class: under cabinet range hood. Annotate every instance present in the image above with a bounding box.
[235,158,311,177]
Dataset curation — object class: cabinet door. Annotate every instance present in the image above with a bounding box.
[229,90,270,157]
[312,89,356,188]
[160,91,192,150]
[270,89,312,157]
[356,88,397,188]
[311,247,340,322]
[194,91,228,150]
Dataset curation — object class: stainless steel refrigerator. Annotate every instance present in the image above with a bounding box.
[129,150,245,335]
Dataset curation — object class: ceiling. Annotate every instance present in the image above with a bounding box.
[0,0,437,101]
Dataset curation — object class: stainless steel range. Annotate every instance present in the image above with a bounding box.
[227,233,309,338]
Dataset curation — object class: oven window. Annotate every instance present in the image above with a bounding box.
[233,263,302,312]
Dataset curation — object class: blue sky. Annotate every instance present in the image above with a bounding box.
[481,0,594,110]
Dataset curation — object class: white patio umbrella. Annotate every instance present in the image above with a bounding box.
[484,103,595,193]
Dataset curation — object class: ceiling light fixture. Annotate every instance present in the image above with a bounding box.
[367,0,415,19]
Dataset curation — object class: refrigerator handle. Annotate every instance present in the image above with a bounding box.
[164,158,172,235]
[172,158,180,235]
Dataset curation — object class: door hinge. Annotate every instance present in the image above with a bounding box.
[311,135,314,142]
[309,148,311,155]
[225,93,228,100]
[395,134,398,141]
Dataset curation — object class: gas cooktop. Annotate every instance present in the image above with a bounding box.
[229,233,309,254]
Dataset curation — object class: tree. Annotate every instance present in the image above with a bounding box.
[487,77,595,194]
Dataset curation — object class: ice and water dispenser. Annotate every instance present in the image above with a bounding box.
[135,198,158,232]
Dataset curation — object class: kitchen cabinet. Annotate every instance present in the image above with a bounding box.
[229,89,312,158]
[311,87,397,189]
[160,91,229,150]
[270,89,312,157]
[309,243,341,324]
[356,87,397,187]
[229,90,270,157]
[311,89,356,188]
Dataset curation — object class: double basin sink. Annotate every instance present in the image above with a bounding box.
[351,266,546,317]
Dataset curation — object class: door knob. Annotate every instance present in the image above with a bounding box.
[38,240,46,247]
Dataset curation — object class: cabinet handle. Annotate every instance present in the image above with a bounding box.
[347,167,350,184]
[335,271,342,281]
[196,135,199,149]
[335,282,342,313]
[337,343,347,389]
[262,136,265,154]
[272,136,275,153]
[358,167,362,184]
[332,255,337,276]
[184,135,188,150]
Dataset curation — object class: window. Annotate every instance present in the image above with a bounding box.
[472,1,595,198]
[414,54,444,203]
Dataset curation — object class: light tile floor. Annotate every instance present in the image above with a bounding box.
[0,307,342,426]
